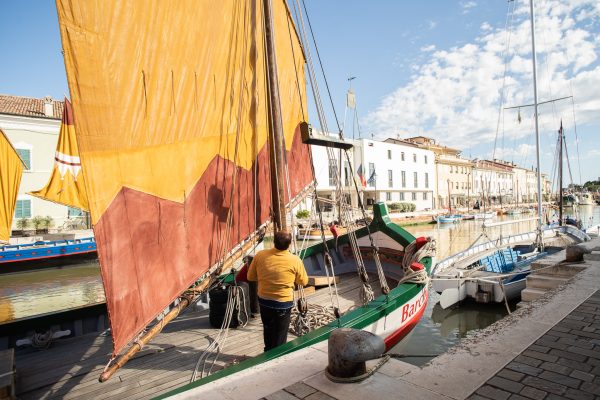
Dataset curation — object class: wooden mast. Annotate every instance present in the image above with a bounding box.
[264,0,288,231]
[559,122,564,226]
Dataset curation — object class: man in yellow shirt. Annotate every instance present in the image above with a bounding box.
[247,230,308,351]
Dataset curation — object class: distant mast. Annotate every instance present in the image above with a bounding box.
[529,0,543,241]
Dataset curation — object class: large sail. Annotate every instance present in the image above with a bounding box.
[0,129,24,243]
[56,0,312,354]
[29,98,89,211]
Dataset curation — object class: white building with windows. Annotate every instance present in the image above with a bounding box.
[359,138,435,211]
[309,136,435,213]
[0,94,82,231]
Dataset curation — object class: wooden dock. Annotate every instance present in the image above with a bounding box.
[15,274,381,399]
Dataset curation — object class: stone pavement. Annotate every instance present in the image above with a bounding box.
[469,290,600,400]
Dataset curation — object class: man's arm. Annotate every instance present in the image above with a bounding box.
[247,256,258,282]
[295,258,309,286]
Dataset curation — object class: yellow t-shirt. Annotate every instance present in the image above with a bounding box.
[247,248,308,302]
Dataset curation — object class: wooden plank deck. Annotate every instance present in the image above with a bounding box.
[15,273,384,399]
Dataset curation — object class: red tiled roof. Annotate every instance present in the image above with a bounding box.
[0,94,64,120]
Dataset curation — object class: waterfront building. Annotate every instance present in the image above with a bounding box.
[309,135,435,213]
[472,159,515,206]
[359,138,435,211]
[404,136,473,209]
[0,94,78,231]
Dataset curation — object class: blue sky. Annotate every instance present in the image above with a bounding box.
[1,1,599,183]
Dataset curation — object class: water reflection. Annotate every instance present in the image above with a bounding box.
[0,262,104,323]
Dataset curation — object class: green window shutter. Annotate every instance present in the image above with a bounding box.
[24,200,31,218]
[16,149,31,170]
[15,201,23,218]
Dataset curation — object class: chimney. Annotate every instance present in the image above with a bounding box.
[43,96,54,117]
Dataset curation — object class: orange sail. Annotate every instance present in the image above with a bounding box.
[29,98,89,211]
[56,0,312,355]
[0,129,24,243]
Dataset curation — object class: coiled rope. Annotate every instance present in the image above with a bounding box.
[399,237,436,285]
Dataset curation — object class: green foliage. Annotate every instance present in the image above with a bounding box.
[16,218,30,230]
[31,216,45,230]
[43,216,54,228]
[386,202,416,213]
[296,209,310,219]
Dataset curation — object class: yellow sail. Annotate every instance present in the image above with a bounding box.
[57,0,312,354]
[0,129,24,243]
[29,99,89,211]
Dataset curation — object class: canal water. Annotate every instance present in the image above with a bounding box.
[1,205,598,363]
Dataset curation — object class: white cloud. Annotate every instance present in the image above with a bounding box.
[366,0,600,152]
[461,1,478,15]
[481,22,492,32]
[427,20,437,30]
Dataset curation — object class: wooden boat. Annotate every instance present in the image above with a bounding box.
[578,192,594,206]
[436,214,462,224]
[23,1,438,395]
[0,101,96,272]
[0,237,96,274]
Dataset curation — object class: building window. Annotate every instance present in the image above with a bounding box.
[401,152,405,161]
[424,155,428,164]
[399,192,405,201]
[411,192,417,201]
[423,192,428,200]
[413,153,417,162]
[15,199,31,218]
[388,170,393,188]
[328,159,337,186]
[386,192,392,201]
[387,149,392,160]
[450,165,453,173]
[344,161,351,187]
[456,182,459,190]
[68,207,84,217]
[401,171,406,188]
[368,162,376,187]
[425,172,429,188]
[413,172,418,188]
[16,149,31,170]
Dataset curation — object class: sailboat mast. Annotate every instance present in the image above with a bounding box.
[263,0,288,231]
[529,0,543,233]
[559,122,564,226]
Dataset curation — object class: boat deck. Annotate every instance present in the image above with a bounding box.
[14,273,383,399]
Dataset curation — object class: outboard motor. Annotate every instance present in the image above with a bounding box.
[326,328,385,382]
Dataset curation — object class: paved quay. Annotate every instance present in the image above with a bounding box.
[176,238,600,400]
[273,240,600,400]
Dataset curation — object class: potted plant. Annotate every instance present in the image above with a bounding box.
[15,218,30,236]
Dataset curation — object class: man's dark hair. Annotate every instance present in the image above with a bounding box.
[274,230,292,250]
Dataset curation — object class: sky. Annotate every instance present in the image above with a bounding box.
[1,0,599,184]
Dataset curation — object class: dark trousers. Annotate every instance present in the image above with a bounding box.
[259,304,292,352]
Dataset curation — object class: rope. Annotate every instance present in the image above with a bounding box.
[290,303,337,336]
[398,237,436,285]
[324,355,390,383]
[191,285,249,381]
[31,330,53,349]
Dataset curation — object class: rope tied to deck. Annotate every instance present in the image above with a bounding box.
[191,284,249,382]
[31,330,53,349]
[399,237,436,285]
